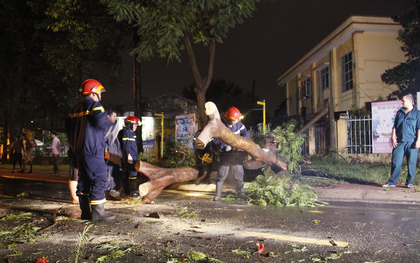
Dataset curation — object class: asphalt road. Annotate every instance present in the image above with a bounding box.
[0,175,419,262]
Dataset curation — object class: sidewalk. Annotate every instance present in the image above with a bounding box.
[0,168,419,204]
[0,168,69,183]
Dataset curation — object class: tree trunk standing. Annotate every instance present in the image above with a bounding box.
[184,36,215,128]
[7,85,17,144]
[195,87,207,129]
[133,30,143,152]
[1,108,8,162]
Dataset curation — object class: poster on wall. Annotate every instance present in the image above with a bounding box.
[372,100,401,153]
[175,113,195,147]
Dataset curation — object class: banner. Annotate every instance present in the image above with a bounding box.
[372,100,401,153]
[175,114,195,147]
[142,139,155,149]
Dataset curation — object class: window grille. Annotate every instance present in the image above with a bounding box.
[346,115,372,153]
[321,67,329,90]
[341,52,354,92]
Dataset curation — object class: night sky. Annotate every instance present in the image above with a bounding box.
[101,0,414,116]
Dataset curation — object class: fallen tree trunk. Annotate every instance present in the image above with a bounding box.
[135,101,287,203]
[196,102,287,171]
[135,161,198,203]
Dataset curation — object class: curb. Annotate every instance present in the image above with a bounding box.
[315,187,420,204]
[1,169,419,204]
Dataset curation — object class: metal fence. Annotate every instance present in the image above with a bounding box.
[315,126,327,154]
[346,115,372,153]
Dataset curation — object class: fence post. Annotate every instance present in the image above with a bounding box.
[336,113,347,154]
[328,96,336,150]
[308,126,316,155]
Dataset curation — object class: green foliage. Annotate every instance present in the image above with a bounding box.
[174,207,200,218]
[0,213,32,221]
[310,153,420,185]
[244,167,328,207]
[381,0,420,99]
[0,223,41,245]
[167,249,225,263]
[102,0,260,62]
[96,242,133,263]
[162,139,196,168]
[255,119,306,173]
[69,224,92,263]
[231,247,252,258]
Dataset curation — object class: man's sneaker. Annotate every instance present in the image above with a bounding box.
[382,183,396,188]
[213,196,221,202]
[406,184,414,188]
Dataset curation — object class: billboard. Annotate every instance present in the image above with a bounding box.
[371,100,401,153]
[175,113,196,148]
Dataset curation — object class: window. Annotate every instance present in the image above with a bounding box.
[341,51,353,92]
[304,79,311,97]
[321,66,329,90]
[299,78,311,100]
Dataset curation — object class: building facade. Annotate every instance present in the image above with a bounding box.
[276,16,405,155]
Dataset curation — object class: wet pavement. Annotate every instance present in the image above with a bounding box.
[0,168,419,205]
[1,168,420,262]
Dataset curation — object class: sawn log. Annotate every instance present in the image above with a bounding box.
[135,101,287,203]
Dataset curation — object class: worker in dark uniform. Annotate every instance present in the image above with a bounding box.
[119,116,141,197]
[66,79,115,221]
[213,106,250,202]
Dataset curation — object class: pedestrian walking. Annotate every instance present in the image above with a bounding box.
[50,132,60,174]
[11,136,23,173]
[21,134,33,173]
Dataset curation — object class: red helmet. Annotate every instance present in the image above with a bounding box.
[224,106,241,121]
[79,79,105,96]
[125,116,141,125]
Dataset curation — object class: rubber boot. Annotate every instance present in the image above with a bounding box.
[213,182,223,201]
[91,203,116,221]
[79,195,91,220]
[129,178,139,198]
[236,180,249,201]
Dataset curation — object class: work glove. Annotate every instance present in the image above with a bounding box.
[127,155,133,164]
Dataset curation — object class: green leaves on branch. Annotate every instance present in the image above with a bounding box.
[101,0,260,62]
[244,168,328,207]
[381,0,420,98]
[256,119,306,173]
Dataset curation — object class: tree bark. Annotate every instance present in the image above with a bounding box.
[135,161,201,203]
[196,102,287,170]
[184,36,216,128]
[135,101,287,203]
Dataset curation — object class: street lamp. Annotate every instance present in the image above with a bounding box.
[154,112,164,160]
[257,100,266,134]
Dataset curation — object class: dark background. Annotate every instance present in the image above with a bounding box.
[101,0,414,116]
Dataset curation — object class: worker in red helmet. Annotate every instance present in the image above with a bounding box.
[118,116,141,197]
[212,106,250,201]
[66,79,116,221]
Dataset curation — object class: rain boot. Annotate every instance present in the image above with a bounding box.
[236,179,249,201]
[129,178,139,198]
[79,195,91,220]
[213,182,223,201]
[91,203,116,221]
